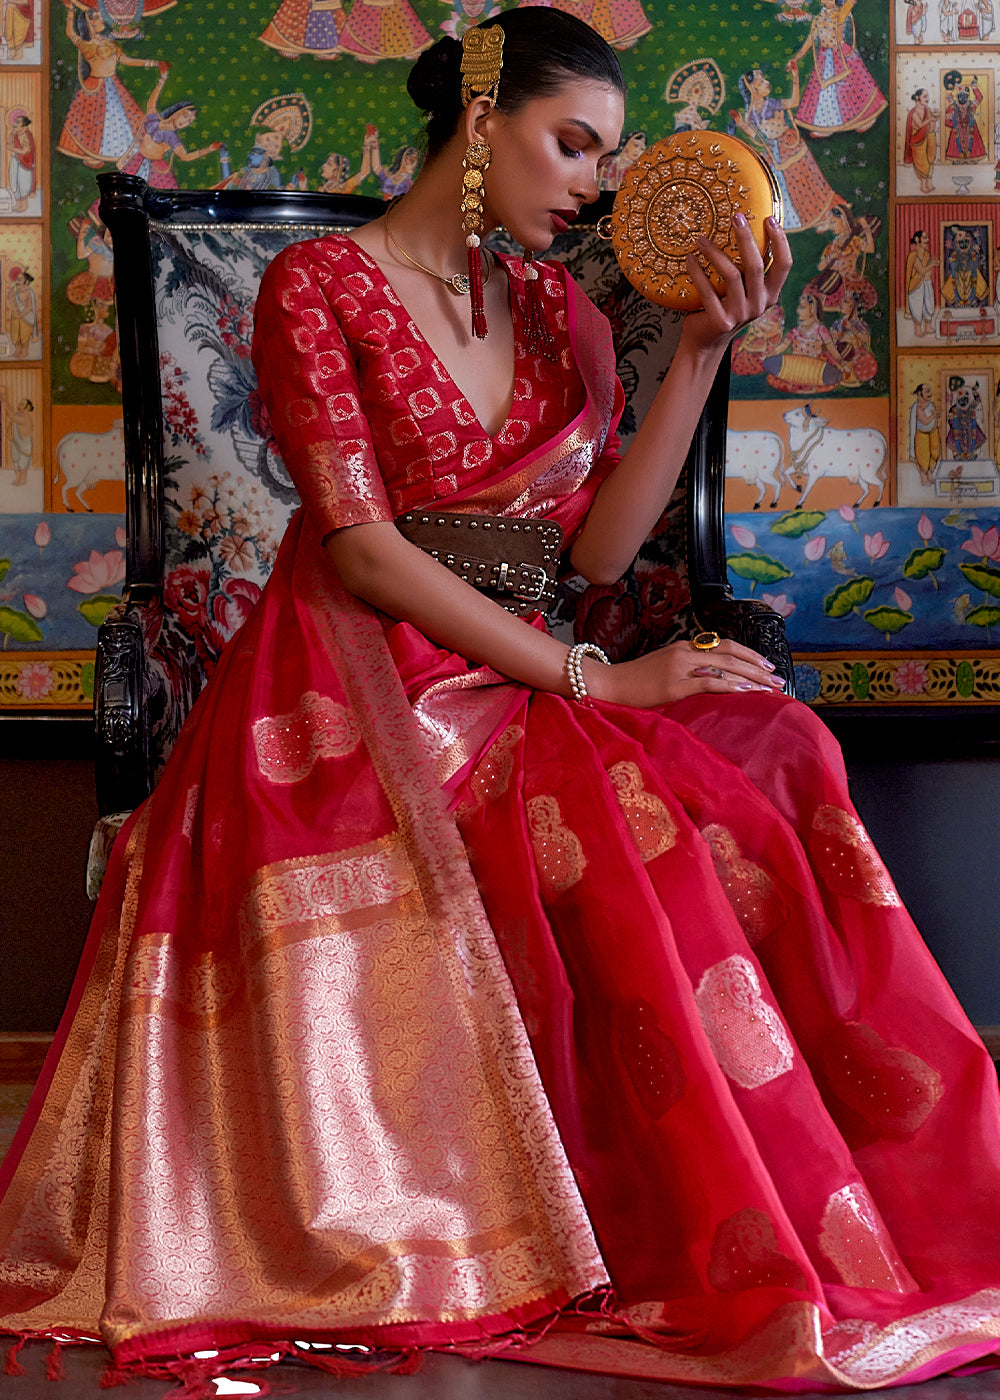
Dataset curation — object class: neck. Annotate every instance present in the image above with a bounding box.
[381,145,495,275]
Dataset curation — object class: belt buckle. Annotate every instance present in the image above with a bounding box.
[514,566,548,603]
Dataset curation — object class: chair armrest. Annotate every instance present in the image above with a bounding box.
[689,591,796,695]
[94,594,158,815]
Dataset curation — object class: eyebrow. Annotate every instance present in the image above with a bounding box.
[564,118,618,155]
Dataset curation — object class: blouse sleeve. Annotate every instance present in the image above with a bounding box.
[251,240,394,537]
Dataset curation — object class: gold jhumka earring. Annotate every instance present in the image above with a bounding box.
[459,26,503,340]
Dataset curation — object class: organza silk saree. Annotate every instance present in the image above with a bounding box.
[1,239,1000,1391]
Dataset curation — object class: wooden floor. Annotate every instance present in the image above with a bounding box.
[1,1341,1000,1399]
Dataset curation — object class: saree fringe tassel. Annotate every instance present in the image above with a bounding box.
[3,1333,27,1376]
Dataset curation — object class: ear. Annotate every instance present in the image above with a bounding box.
[464,95,499,146]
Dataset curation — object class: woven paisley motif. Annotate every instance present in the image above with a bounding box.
[819,1183,916,1292]
[700,823,786,946]
[526,794,586,898]
[609,760,677,862]
[809,805,902,907]
[467,724,524,809]
[820,1020,944,1140]
[695,955,794,1090]
[252,690,361,784]
[708,1208,807,1293]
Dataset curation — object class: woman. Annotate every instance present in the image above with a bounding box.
[763,288,846,391]
[57,7,163,169]
[732,67,845,233]
[808,204,879,314]
[790,0,887,136]
[117,70,221,189]
[3,11,1000,1393]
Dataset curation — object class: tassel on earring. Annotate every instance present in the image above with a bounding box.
[461,140,491,340]
[522,252,557,360]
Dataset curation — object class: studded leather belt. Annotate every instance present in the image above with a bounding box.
[394,510,563,616]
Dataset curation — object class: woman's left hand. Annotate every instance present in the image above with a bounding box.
[680,213,792,354]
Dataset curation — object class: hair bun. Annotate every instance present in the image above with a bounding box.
[407,37,462,112]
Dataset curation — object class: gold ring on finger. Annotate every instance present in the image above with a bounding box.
[692,630,721,651]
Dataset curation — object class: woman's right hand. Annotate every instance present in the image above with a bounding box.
[584,637,785,708]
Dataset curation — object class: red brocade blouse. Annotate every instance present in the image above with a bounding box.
[252,236,619,536]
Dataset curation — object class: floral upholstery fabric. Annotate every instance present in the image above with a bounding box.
[147,220,695,771]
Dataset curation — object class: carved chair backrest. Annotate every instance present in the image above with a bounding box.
[95,174,763,813]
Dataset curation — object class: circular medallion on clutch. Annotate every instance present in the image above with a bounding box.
[602,132,783,311]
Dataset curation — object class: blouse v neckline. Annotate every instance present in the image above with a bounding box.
[336,236,523,443]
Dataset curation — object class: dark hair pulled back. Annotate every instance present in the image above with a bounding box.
[407,9,625,160]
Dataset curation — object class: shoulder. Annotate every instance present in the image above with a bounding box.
[260,234,385,300]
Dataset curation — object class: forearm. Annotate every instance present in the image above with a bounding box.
[327,522,577,696]
[570,337,725,584]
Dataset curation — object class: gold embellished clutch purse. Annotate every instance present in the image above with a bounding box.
[600,131,783,311]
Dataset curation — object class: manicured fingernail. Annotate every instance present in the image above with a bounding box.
[736,682,754,691]
[770,676,786,689]
[761,659,776,671]
[733,212,748,228]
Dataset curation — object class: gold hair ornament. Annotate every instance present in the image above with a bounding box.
[460,26,504,109]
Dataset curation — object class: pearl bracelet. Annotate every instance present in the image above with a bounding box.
[566,642,610,705]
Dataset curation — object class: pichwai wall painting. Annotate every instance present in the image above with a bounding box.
[1,0,994,709]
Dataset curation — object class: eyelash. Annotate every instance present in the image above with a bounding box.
[558,141,584,159]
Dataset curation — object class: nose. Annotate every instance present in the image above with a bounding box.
[572,160,601,205]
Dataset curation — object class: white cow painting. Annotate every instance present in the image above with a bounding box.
[54,420,126,511]
[725,430,790,509]
[782,405,887,510]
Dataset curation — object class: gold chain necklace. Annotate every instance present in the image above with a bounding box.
[385,206,491,297]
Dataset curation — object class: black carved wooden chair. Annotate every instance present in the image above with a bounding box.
[88,172,792,889]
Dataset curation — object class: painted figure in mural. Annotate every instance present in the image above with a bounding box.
[730,302,784,375]
[947,376,987,459]
[58,6,165,169]
[904,0,929,41]
[904,228,936,335]
[67,203,120,386]
[831,291,877,385]
[597,129,644,188]
[903,88,937,191]
[807,206,879,314]
[763,288,846,391]
[664,59,724,132]
[524,0,651,49]
[317,150,365,192]
[365,130,421,197]
[227,129,285,190]
[8,267,36,359]
[977,0,996,38]
[1,0,33,59]
[942,225,990,308]
[259,0,344,59]
[765,0,813,22]
[939,0,960,38]
[789,0,887,136]
[731,67,846,233]
[335,0,433,63]
[909,382,942,481]
[117,73,222,188]
[7,111,36,212]
[943,71,987,159]
[0,391,34,486]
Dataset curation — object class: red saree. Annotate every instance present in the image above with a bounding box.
[2,239,1000,1392]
